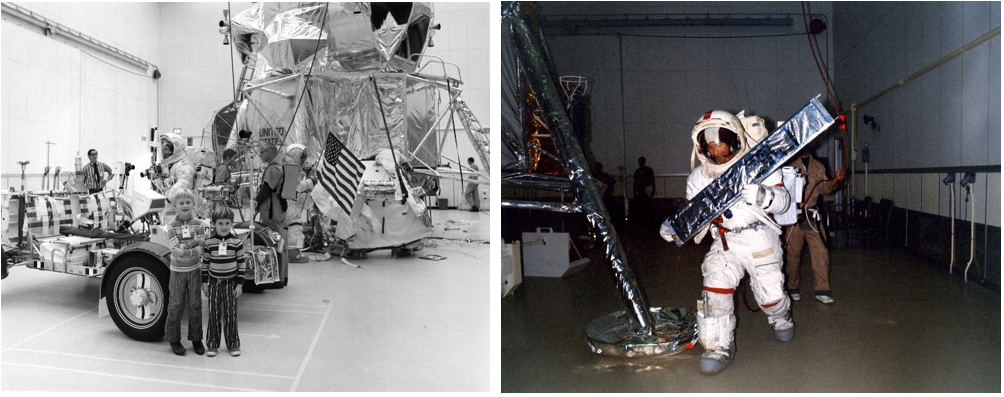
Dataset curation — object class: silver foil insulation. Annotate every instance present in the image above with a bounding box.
[500,200,582,213]
[661,97,835,246]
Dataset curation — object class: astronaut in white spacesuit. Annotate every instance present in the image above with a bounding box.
[151,133,196,223]
[662,110,794,374]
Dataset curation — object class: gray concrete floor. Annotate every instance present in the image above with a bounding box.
[2,209,489,392]
[502,233,1001,392]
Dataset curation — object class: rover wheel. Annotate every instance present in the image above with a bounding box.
[105,255,169,341]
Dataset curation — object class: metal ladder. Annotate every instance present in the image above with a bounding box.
[234,57,256,102]
[450,96,490,174]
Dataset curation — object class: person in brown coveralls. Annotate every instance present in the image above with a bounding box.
[784,149,846,304]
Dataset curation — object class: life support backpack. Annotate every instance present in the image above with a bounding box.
[264,163,300,214]
[278,164,300,201]
[775,166,806,226]
[737,113,770,144]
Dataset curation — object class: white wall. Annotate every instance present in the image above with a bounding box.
[426,3,491,206]
[428,3,491,132]
[158,2,253,149]
[837,2,1000,169]
[536,1,836,199]
[834,2,1001,227]
[1,2,160,191]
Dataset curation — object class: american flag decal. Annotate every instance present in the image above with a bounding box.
[319,133,365,214]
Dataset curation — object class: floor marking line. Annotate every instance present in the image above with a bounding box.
[242,302,331,308]
[0,362,272,392]
[7,348,296,379]
[289,301,334,392]
[2,307,96,354]
[242,307,326,314]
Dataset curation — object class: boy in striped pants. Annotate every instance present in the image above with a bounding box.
[201,206,246,357]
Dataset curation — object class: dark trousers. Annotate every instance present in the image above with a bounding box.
[631,194,654,226]
[165,269,203,343]
[206,277,240,350]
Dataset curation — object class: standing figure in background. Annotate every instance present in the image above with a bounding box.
[80,149,114,194]
[283,144,314,263]
[661,110,793,374]
[255,143,287,286]
[592,161,617,211]
[214,148,237,186]
[632,156,655,223]
[784,149,846,304]
[464,157,480,212]
[214,148,240,209]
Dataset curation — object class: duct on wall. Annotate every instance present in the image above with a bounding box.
[1,3,159,77]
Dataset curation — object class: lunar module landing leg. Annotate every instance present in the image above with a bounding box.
[503,3,697,357]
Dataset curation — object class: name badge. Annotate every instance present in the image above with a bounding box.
[217,242,227,256]
[181,226,191,239]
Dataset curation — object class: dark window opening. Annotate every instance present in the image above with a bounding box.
[370,3,412,30]
[394,15,431,63]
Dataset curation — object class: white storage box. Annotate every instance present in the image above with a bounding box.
[521,228,588,278]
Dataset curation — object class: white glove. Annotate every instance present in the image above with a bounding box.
[742,184,768,207]
[659,221,676,243]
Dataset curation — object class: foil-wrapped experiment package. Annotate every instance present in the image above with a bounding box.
[661,97,835,246]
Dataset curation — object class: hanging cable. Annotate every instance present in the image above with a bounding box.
[810,23,837,93]
[303,86,323,171]
[802,2,849,187]
[613,31,806,39]
[370,76,408,203]
[739,282,761,312]
[801,2,839,114]
[447,79,465,207]
[78,50,149,77]
[278,4,329,145]
[228,2,237,106]
[803,4,839,103]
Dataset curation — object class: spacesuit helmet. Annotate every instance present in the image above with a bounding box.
[283,143,306,165]
[692,110,748,166]
[159,133,186,162]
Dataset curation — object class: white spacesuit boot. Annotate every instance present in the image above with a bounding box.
[769,311,795,342]
[697,291,737,374]
[761,296,794,341]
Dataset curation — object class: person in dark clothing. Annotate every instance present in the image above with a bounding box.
[592,162,616,202]
[632,156,656,224]
[80,149,114,194]
[255,143,287,286]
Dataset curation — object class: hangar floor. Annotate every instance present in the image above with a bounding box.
[1,209,489,392]
[502,229,1001,392]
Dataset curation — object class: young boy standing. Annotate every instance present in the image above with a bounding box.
[165,188,206,356]
[202,206,246,357]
